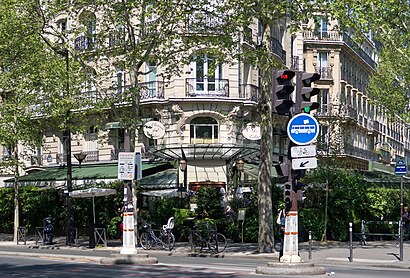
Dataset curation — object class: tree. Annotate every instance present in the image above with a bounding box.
[0,0,66,241]
[323,0,410,118]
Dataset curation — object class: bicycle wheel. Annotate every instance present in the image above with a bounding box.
[140,232,153,250]
[209,233,227,253]
[162,232,175,251]
[189,232,203,253]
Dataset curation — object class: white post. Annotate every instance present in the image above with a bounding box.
[280,210,302,263]
[120,182,137,255]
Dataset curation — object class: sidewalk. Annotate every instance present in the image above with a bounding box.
[1,233,410,269]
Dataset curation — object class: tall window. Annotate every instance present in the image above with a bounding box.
[85,126,98,152]
[316,17,328,38]
[114,65,126,95]
[192,54,223,95]
[144,62,157,98]
[81,68,97,102]
[319,125,329,148]
[190,117,219,144]
[318,52,328,68]
[319,89,329,114]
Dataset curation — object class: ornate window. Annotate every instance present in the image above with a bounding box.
[190,117,219,144]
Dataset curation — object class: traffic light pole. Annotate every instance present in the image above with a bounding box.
[280,159,302,263]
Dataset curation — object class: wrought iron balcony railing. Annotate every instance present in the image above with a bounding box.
[185,78,229,97]
[74,35,97,51]
[239,84,259,102]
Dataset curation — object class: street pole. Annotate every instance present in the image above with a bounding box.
[62,48,75,245]
[399,176,403,261]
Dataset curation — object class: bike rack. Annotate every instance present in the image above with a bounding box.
[35,227,44,245]
[17,226,26,245]
[94,228,107,247]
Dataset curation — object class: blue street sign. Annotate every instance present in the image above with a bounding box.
[287,113,319,145]
[395,160,407,176]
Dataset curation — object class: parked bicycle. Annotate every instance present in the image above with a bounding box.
[189,221,227,253]
[140,217,175,251]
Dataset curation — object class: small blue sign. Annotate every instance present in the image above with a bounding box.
[395,160,407,176]
[287,113,319,145]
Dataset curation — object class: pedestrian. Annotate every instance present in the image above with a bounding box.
[276,207,286,260]
[402,206,409,238]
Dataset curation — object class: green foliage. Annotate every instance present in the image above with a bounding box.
[299,208,325,241]
[195,187,223,220]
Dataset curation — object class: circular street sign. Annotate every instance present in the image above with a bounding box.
[287,113,320,145]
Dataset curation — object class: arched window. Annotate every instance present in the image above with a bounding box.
[190,117,218,144]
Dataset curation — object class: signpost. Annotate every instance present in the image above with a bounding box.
[282,113,319,263]
[118,152,141,255]
[291,157,318,170]
[396,160,407,261]
[287,113,319,145]
[290,145,316,158]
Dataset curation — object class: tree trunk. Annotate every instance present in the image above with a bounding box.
[13,145,19,243]
[257,25,274,253]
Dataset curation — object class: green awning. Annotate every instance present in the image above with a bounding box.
[9,163,168,183]
[243,163,278,179]
[139,169,177,190]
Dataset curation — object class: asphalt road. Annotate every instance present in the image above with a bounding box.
[1,251,410,278]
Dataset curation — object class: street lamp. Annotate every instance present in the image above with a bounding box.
[236,159,245,172]
[235,159,245,198]
[74,152,87,168]
[56,45,75,246]
[179,159,187,190]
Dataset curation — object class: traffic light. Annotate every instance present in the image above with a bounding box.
[284,182,292,212]
[296,71,321,114]
[292,169,306,180]
[274,163,289,177]
[272,70,295,115]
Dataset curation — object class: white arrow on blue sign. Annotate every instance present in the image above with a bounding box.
[287,113,320,145]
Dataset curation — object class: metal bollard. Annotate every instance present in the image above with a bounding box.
[349,222,353,262]
[308,230,312,260]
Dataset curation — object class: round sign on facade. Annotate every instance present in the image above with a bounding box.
[287,113,319,145]
[242,123,261,141]
[143,121,166,139]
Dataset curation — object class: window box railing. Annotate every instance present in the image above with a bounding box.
[138,81,165,100]
[185,78,229,97]
[74,35,97,51]
[271,38,285,63]
[186,13,225,33]
[239,84,259,102]
[315,67,332,80]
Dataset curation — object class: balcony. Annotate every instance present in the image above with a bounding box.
[138,81,165,100]
[316,104,332,117]
[342,33,376,69]
[345,145,380,161]
[57,150,99,164]
[108,31,126,48]
[271,38,285,63]
[340,105,357,121]
[74,35,97,51]
[186,13,225,34]
[303,30,376,70]
[315,67,332,80]
[185,78,229,97]
[303,30,343,41]
[239,84,259,102]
